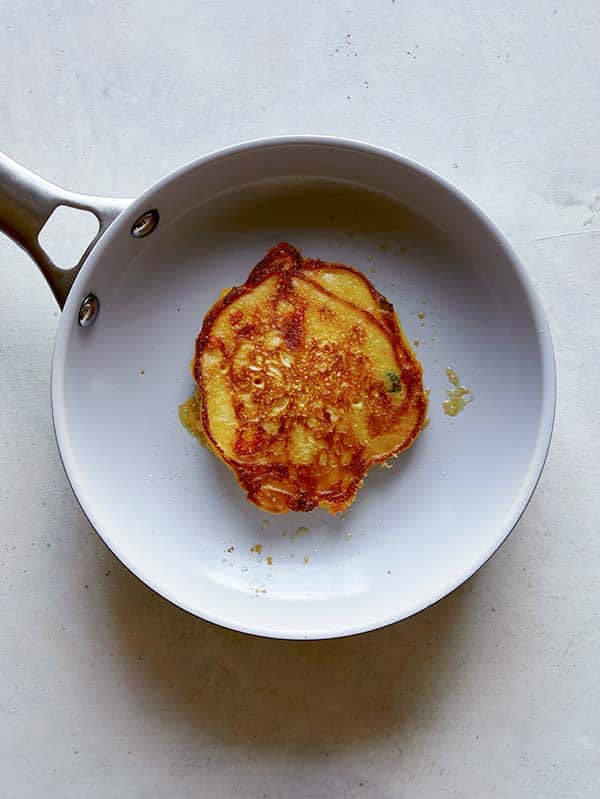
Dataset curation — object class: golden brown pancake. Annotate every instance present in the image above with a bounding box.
[180,243,427,514]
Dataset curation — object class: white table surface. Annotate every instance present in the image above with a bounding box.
[1,2,599,797]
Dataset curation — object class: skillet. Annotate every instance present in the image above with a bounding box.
[0,137,556,639]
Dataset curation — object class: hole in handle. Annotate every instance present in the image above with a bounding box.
[38,205,100,270]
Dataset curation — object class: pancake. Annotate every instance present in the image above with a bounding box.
[180,242,428,514]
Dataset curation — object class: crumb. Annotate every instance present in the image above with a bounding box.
[251,544,263,554]
[139,369,145,375]
[413,339,419,346]
[261,519,270,528]
[303,556,309,564]
[266,556,273,566]
[290,526,310,543]
[379,243,389,252]
[381,461,393,470]
[226,546,234,553]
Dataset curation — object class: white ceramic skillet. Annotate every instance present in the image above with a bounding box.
[0,137,555,639]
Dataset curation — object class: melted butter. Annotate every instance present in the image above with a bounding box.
[443,366,474,417]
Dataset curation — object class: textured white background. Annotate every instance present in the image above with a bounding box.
[1,2,599,797]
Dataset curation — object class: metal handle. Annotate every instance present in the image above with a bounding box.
[0,152,131,307]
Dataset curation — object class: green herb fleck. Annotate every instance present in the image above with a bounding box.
[384,371,401,393]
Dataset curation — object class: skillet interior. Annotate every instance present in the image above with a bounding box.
[52,140,554,638]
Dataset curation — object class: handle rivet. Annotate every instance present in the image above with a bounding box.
[131,209,159,238]
[79,293,100,327]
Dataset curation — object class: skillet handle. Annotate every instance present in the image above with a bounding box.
[0,152,130,308]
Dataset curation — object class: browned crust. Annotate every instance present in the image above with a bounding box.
[192,242,427,513]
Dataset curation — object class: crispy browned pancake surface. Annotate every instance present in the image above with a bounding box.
[184,243,427,513]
